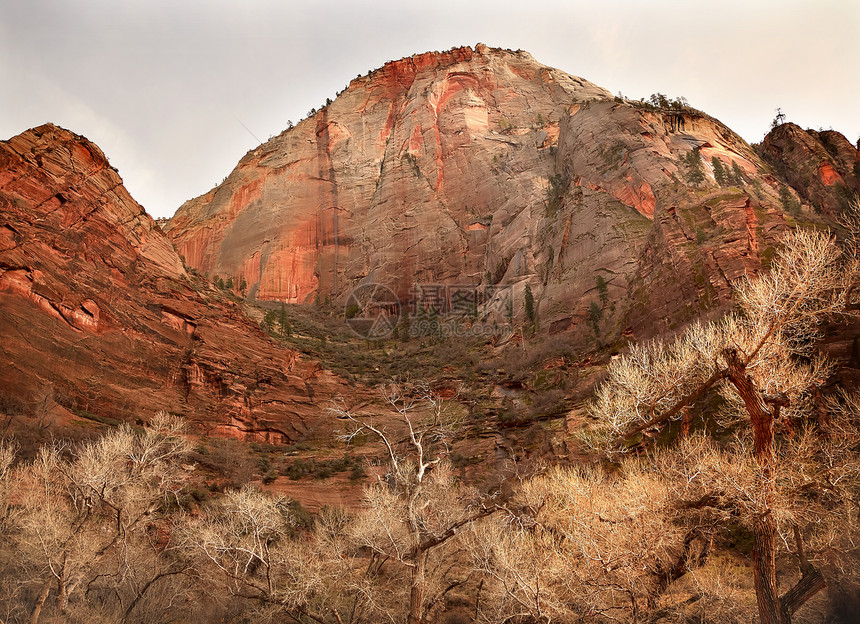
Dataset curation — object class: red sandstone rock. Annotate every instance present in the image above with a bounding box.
[165,46,612,308]
[762,123,859,215]
[0,124,357,441]
[165,46,801,343]
[2,49,856,471]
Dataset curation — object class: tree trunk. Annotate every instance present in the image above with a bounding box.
[753,513,783,624]
[408,551,427,624]
[724,348,785,624]
[780,567,826,620]
[779,525,827,620]
[723,349,829,624]
[28,579,51,624]
[56,580,68,616]
[55,558,70,616]
[651,529,712,604]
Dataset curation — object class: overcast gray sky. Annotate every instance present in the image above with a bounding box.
[2,0,857,219]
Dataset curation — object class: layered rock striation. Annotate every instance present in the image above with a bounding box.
[761,122,859,216]
[166,45,811,343]
[0,124,352,441]
[166,46,613,310]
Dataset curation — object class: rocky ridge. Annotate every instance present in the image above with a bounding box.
[0,124,355,441]
[165,44,827,344]
[0,50,858,516]
[761,122,860,216]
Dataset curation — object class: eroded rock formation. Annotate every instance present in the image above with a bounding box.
[0,124,353,441]
[761,122,859,216]
[165,45,805,343]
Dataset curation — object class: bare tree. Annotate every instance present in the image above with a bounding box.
[186,486,385,624]
[188,381,499,624]
[333,381,500,624]
[585,228,860,624]
[471,459,720,623]
[0,440,23,624]
[7,412,191,624]
[31,385,56,429]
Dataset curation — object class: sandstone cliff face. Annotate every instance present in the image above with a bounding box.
[165,46,612,303]
[0,124,352,441]
[540,100,790,339]
[166,46,815,343]
[762,123,860,216]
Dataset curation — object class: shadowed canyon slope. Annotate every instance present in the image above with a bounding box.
[0,124,354,441]
[165,44,848,342]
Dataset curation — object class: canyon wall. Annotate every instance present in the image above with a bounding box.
[0,124,354,441]
[166,45,815,342]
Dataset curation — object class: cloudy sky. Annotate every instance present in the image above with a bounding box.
[2,0,857,219]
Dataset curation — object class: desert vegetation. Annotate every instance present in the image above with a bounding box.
[579,227,860,623]
[3,225,860,624]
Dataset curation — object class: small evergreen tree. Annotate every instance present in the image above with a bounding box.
[779,185,802,214]
[261,309,277,334]
[524,284,535,324]
[683,149,705,186]
[277,304,291,337]
[596,275,609,306]
[711,157,727,186]
[771,107,786,128]
[649,93,670,108]
[730,160,745,187]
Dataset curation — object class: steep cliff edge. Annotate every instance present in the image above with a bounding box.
[761,122,859,216]
[538,99,789,340]
[165,45,612,305]
[165,45,806,343]
[0,124,353,441]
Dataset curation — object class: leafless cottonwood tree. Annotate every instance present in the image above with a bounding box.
[585,227,860,624]
[0,440,22,624]
[186,485,384,624]
[472,462,691,623]
[333,381,501,624]
[188,381,498,624]
[5,412,191,624]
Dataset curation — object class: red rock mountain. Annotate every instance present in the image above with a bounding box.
[3,48,856,444]
[166,45,832,342]
[0,124,353,441]
[761,122,860,216]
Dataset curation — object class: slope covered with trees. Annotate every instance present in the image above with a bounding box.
[4,224,860,623]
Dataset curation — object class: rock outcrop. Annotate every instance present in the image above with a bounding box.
[0,124,353,441]
[165,45,809,343]
[166,45,614,308]
[761,122,860,216]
